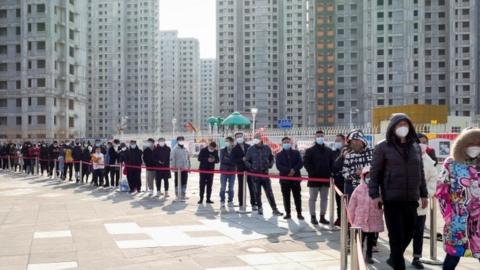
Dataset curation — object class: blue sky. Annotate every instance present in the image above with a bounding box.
[160,0,216,58]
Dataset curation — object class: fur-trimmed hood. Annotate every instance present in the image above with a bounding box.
[451,128,480,163]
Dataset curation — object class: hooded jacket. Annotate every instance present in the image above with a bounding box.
[436,128,480,258]
[369,113,428,202]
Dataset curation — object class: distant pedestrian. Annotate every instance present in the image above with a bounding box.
[198,141,219,204]
[219,137,236,207]
[245,134,282,216]
[276,137,304,220]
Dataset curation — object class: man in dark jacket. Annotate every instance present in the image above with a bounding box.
[107,139,120,187]
[332,134,346,226]
[197,141,219,204]
[48,141,60,177]
[304,130,334,225]
[245,134,282,216]
[80,143,92,183]
[125,140,143,194]
[219,137,236,207]
[153,138,171,197]
[276,137,304,220]
[231,132,257,209]
[39,142,49,175]
[72,142,82,182]
[369,113,428,270]
[143,138,157,195]
[0,142,8,170]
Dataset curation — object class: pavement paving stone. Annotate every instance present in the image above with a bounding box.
[1,171,479,270]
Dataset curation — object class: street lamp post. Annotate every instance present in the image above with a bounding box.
[349,108,360,130]
[250,108,258,138]
[172,118,177,139]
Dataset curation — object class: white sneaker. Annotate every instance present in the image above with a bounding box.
[228,202,234,207]
[221,202,226,208]
[148,190,154,196]
[164,191,170,198]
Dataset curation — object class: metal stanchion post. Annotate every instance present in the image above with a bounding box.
[237,171,251,214]
[340,194,348,270]
[174,168,185,202]
[7,156,11,171]
[53,160,58,180]
[350,227,362,270]
[35,157,39,175]
[420,198,442,265]
[79,161,83,183]
[328,178,337,230]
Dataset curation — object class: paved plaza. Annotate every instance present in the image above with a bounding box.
[0,170,478,270]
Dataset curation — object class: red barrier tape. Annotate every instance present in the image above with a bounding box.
[1,155,330,183]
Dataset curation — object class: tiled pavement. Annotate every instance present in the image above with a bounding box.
[0,169,478,270]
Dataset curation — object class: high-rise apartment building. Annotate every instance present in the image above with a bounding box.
[0,0,87,140]
[216,0,313,128]
[200,59,216,129]
[86,0,159,138]
[327,0,479,126]
[159,31,200,132]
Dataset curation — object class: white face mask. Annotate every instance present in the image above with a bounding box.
[130,144,137,149]
[236,137,244,144]
[316,137,325,145]
[177,141,184,146]
[466,146,480,158]
[252,138,260,145]
[395,126,409,138]
[334,142,343,150]
[158,142,165,147]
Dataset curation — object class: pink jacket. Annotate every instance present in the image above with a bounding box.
[348,182,384,233]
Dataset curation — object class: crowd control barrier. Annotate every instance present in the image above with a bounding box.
[0,155,447,269]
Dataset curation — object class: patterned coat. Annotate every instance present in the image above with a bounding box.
[436,128,480,258]
[348,181,384,233]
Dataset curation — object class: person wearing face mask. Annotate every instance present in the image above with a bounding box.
[369,113,428,270]
[417,133,438,166]
[410,134,439,269]
[231,132,258,210]
[436,128,480,269]
[304,130,335,225]
[219,137,237,207]
[276,137,304,220]
[48,141,60,177]
[39,142,49,175]
[91,146,105,187]
[72,142,83,182]
[143,138,157,196]
[170,136,191,199]
[348,166,384,264]
[107,139,121,188]
[153,138,171,197]
[332,134,346,226]
[80,143,92,183]
[125,140,143,194]
[245,134,283,216]
[197,141,219,204]
[342,130,373,197]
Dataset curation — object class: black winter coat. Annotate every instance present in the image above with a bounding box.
[153,145,171,178]
[369,113,428,202]
[125,147,143,167]
[275,149,303,184]
[303,144,334,187]
[198,148,219,171]
[220,147,236,171]
[142,147,156,171]
[107,147,120,165]
[231,143,250,172]
[72,146,82,161]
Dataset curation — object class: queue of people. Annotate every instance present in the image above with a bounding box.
[0,118,478,270]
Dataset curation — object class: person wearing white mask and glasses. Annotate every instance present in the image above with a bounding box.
[125,140,143,194]
[143,138,157,196]
[369,113,428,270]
